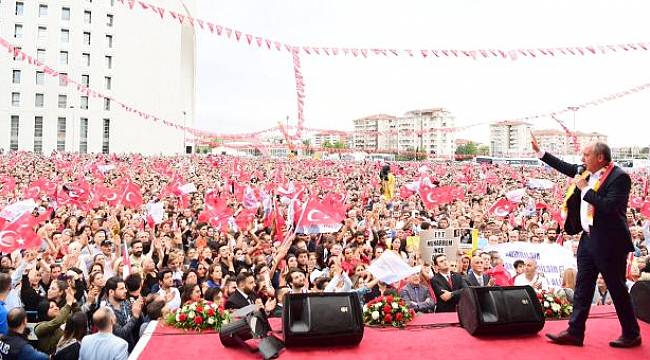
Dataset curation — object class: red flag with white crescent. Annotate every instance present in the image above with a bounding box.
[488,198,516,217]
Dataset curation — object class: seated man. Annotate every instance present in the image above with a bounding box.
[513,258,549,291]
[400,274,435,313]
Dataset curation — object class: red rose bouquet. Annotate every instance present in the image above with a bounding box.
[363,296,415,327]
[166,300,231,331]
[537,290,572,319]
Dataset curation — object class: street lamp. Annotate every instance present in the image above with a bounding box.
[567,106,579,154]
[182,111,187,153]
[69,105,76,152]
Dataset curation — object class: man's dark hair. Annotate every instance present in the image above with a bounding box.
[236,272,253,286]
[131,240,142,249]
[285,267,305,285]
[146,298,166,320]
[125,273,142,293]
[593,142,612,163]
[0,273,11,293]
[7,308,26,329]
[158,268,173,284]
[295,248,308,258]
[421,222,431,230]
[513,259,525,269]
[105,276,124,295]
[433,254,447,266]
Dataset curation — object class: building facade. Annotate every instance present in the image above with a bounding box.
[0,0,196,155]
[489,121,532,157]
[352,108,456,157]
[532,129,608,156]
[311,132,350,149]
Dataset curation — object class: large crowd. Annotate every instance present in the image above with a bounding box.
[0,151,648,359]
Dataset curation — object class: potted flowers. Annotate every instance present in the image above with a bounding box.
[363,295,415,328]
[166,300,231,331]
[537,290,573,319]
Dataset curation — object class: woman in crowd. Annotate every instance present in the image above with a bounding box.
[180,283,202,304]
[53,312,88,360]
[560,267,577,303]
[35,287,79,354]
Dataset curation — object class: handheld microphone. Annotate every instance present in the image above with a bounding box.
[576,165,586,176]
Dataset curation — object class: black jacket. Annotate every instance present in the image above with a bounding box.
[430,272,467,313]
[225,290,258,310]
[541,152,634,256]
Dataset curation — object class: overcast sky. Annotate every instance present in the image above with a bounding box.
[195,0,650,146]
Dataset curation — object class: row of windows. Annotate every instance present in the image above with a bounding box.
[14,26,114,49]
[11,70,113,90]
[11,70,112,89]
[10,92,112,111]
[14,2,114,22]
[9,115,110,154]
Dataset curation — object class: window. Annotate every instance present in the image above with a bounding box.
[14,24,23,39]
[58,95,67,108]
[57,117,67,151]
[36,71,45,85]
[13,47,22,61]
[34,116,44,154]
[10,116,19,151]
[105,76,112,90]
[81,75,90,87]
[39,4,48,17]
[15,2,24,16]
[82,53,90,66]
[105,55,112,69]
[59,73,68,86]
[106,35,113,48]
[60,51,68,65]
[80,118,89,153]
[37,49,46,62]
[107,14,114,27]
[61,29,70,43]
[62,7,71,21]
[102,119,110,154]
[80,96,89,109]
[11,92,20,106]
[104,98,111,111]
[35,94,44,108]
[84,10,92,24]
[12,70,21,84]
[38,27,47,41]
[83,32,91,46]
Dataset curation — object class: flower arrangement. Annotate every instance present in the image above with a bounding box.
[363,295,415,327]
[537,290,573,319]
[166,300,231,331]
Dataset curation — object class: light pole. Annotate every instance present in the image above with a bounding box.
[69,105,76,152]
[182,111,187,153]
[567,106,579,154]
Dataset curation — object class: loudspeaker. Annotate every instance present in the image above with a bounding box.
[185,146,192,154]
[458,286,545,336]
[631,280,650,323]
[283,292,364,347]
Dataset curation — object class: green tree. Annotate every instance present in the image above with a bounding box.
[477,145,490,156]
[455,142,479,155]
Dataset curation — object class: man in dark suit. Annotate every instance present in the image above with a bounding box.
[532,137,641,348]
[465,256,492,287]
[225,272,258,310]
[430,254,467,313]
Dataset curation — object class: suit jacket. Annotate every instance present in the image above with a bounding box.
[430,272,467,313]
[465,271,491,287]
[225,290,257,310]
[399,283,435,313]
[541,152,634,256]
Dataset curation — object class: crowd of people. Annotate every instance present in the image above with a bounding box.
[0,149,648,358]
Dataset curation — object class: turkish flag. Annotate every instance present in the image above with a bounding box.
[119,182,143,209]
[0,212,44,252]
[400,186,415,199]
[0,176,16,195]
[198,207,233,232]
[24,178,58,199]
[317,177,337,191]
[295,199,344,234]
[629,196,644,209]
[205,190,227,211]
[235,209,257,230]
[488,198,516,217]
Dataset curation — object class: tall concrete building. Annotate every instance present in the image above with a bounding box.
[532,129,608,156]
[352,108,456,157]
[0,0,196,155]
[489,121,532,157]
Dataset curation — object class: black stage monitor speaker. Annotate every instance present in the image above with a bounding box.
[283,292,364,347]
[631,280,650,323]
[458,286,545,336]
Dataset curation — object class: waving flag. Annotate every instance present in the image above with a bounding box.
[0,199,37,222]
[317,177,337,191]
[295,199,344,234]
[488,198,516,217]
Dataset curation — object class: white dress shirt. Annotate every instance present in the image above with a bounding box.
[579,168,605,233]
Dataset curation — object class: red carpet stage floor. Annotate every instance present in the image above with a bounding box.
[130,306,648,360]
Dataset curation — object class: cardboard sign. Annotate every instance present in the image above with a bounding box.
[419,228,471,264]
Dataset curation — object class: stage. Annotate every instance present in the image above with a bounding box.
[130,306,648,360]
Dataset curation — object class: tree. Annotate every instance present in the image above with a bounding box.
[455,142,479,155]
[477,145,490,156]
[302,139,312,155]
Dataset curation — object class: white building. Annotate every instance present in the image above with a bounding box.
[311,132,350,149]
[0,0,196,155]
[352,108,456,157]
[532,129,608,156]
[489,121,532,157]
